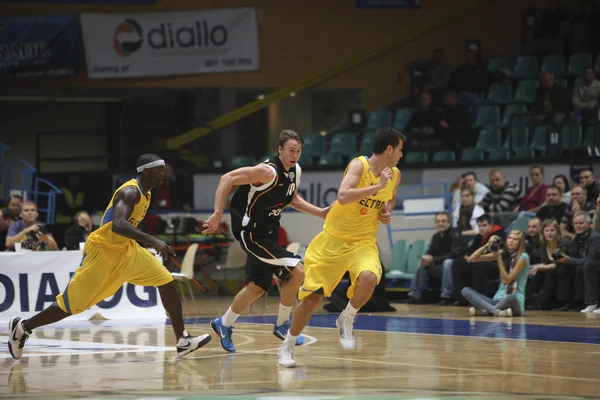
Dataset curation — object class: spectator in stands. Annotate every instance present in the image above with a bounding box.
[64,211,94,250]
[407,212,458,305]
[479,169,521,229]
[450,214,505,306]
[572,67,600,127]
[451,172,489,214]
[531,72,568,127]
[516,165,548,213]
[556,211,600,313]
[8,195,22,219]
[560,185,595,239]
[405,92,443,153]
[528,219,570,310]
[552,174,571,205]
[462,230,529,317]
[55,175,86,249]
[400,48,453,106]
[453,188,485,237]
[524,217,542,308]
[5,200,58,251]
[440,89,474,149]
[0,207,15,252]
[579,168,600,203]
[536,185,568,224]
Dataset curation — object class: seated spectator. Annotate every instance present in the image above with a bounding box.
[64,211,94,250]
[531,72,568,127]
[448,50,497,115]
[462,231,529,317]
[536,185,569,224]
[440,89,474,149]
[528,219,570,310]
[400,48,453,106]
[479,169,522,229]
[8,195,22,219]
[556,211,600,313]
[552,174,571,205]
[451,172,489,214]
[525,217,542,265]
[453,187,485,237]
[560,184,595,238]
[5,200,58,251]
[572,67,600,127]
[407,212,458,305]
[0,207,16,252]
[516,165,547,213]
[405,92,443,153]
[450,214,506,306]
[579,168,600,203]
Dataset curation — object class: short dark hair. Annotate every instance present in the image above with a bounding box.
[546,184,561,193]
[0,207,14,220]
[278,130,304,147]
[476,214,493,225]
[434,212,450,221]
[10,194,23,201]
[373,127,405,154]
[136,153,162,173]
[462,171,477,180]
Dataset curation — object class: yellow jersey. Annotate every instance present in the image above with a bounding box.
[87,178,151,249]
[323,156,399,242]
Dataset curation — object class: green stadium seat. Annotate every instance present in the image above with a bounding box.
[366,109,393,131]
[513,56,538,78]
[583,126,600,148]
[432,150,456,162]
[359,132,375,155]
[512,79,538,103]
[503,125,529,150]
[567,53,592,76]
[404,152,428,163]
[475,126,502,151]
[302,133,326,156]
[530,125,550,152]
[393,108,415,131]
[500,104,527,127]
[405,240,429,278]
[318,153,344,165]
[474,106,501,128]
[511,216,531,233]
[560,124,583,150]
[542,54,565,76]
[514,148,535,160]
[487,56,513,71]
[488,149,510,160]
[299,152,314,166]
[330,132,357,156]
[231,156,256,167]
[461,148,484,161]
[387,240,410,279]
[484,83,512,104]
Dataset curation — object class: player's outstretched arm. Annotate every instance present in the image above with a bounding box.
[202,164,275,234]
[289,193,329,219]
[337,160,392,205]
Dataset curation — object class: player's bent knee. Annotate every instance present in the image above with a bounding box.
[289,263,304,284]
[358,270,378,288]
[304,293,323,309]
[247,281,266,295]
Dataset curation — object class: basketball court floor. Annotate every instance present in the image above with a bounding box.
[2,298,600,400]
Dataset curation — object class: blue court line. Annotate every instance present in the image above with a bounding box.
[180,314,600,345]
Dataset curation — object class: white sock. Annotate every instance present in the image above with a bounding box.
[344,302,359,319]
[221,307,240,327]
[284,331,298,345]
[277,303,292,326]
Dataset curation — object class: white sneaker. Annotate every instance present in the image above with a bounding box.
[581,305,599,313]
[593,308,600,314]
[8,317,30,360]
[176,331,212,357]
[336,312,355,350]
[277,341,296,368]
[469,307,489,316]
[496,308,513,317]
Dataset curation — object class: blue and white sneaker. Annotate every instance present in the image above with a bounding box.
[273,320,307,345]
[210,318,236,353]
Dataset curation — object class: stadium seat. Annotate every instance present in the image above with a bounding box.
[530,125,550,152]
[511,216,531,233]
[488,149,510,161]
[567,53,592,76]
[406,240,429,277]
[366,109,393,131]
[487,56,513,72]
[231,156,256,167]
[330,132,357,156]
[514,148,535,160]
[302,133,326,156]
[393,108,415,131]
[513,56,539,78]
[561,124,583,150]
[299,152,314,166]
[484,83,512,104]
[461,148,484,161]
[432,150,456,162]
[500,104,527,127]
[474,105,501,128]
[503,125,529,150]
[359,132,375,155]
[512,79,538,103]
[318,153,344,165]
[404,152,428,163]
[475,126,502,151]
[583,126,600,148]
[541,54,565,76]
[387,240,410,279]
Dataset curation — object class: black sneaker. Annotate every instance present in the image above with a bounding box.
[8,317,30,360]
[436,298,452,306]
[176,331,212,357]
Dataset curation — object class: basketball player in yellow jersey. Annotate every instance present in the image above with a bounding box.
[277,127,405,367]
[8,154,211,361]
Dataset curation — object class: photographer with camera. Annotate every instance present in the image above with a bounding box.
[5,200,58,251]
[462,230,529,317]
[527,219,570,310]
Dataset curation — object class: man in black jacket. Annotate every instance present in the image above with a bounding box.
[531,72,568,127]
[407,212,458,305]
[64,211,94,250]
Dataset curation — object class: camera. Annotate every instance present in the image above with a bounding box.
[552,250,565,260]
[489,238,503,252]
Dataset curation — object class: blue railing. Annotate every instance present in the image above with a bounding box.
[4,156,36,201]
[32,178,63,225]
[386,181,453,248]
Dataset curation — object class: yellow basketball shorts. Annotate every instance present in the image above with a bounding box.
[299,231,382,300]
[56,242,173,315]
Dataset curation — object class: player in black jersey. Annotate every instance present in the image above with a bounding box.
[203,130,329,352]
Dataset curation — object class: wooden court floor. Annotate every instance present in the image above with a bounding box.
[2,297,600,400]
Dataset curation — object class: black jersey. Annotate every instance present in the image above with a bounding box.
[230,156,301,240]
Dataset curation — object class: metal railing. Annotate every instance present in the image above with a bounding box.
[32,178,63,225]
[4,156,35,201]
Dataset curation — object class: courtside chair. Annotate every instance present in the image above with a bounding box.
[387,240,410,279]
[513,56,539,78]
[171,243,200,317]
